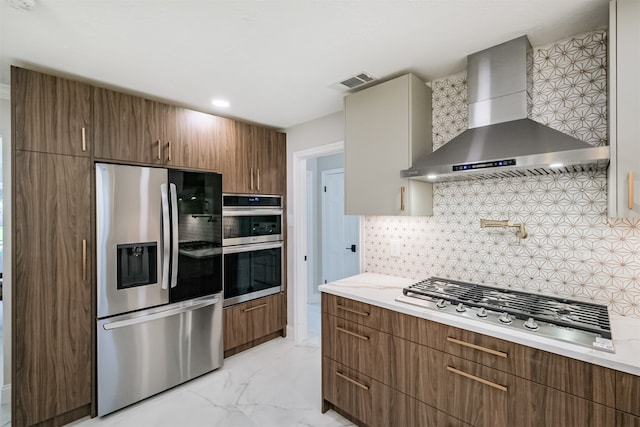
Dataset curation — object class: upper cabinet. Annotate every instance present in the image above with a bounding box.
[12,66,92,157]
[94,88,230,171]
[344,73,433,216]
[221,122,286,195]
[608,0,640,217]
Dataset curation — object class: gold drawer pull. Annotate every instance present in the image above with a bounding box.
[447,366,507,392]
[81,127,87,152]
[336,326,369,341]
[157,139,162,160]
[82,239,87,281]
[447,337,508,358]
[629,172,634,210]
[167,141,172,161]
[400,186,405,211]
[243,303,268,313]
[336,371,369,390]
[336,305,370,317]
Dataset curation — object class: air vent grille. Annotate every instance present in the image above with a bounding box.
[339,72,376,89]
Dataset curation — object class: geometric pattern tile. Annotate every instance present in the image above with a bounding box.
[365,30,640,318]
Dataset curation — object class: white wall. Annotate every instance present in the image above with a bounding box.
[285,111,343,327]
[0,96,11,400]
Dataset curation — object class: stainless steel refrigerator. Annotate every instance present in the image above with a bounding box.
[95,163,223,416]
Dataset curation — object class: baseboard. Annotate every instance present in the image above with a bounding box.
[286,324,294,338]
[2,384,11,404]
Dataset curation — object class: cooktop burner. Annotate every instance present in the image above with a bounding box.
[397,277,614,353]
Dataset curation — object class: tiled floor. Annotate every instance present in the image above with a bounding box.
[68,330,352,427]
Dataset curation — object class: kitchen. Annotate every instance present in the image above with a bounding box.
[1,0,640,426]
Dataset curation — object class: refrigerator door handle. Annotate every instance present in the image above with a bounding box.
[160,183,170,290]
[103,297,220,330]
[169,183,179,288]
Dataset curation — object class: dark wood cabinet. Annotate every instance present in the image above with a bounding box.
[94,89,232,171]
[221,122,286,194]
[223,293,286,357]
[618,411,640,427]
[322,293,618,427]
[93,87,151,163]
[12,66,91,156]
[617,371,640,417]
[13,151,92,426]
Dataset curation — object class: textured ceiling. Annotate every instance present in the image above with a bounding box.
[0,0,609,129]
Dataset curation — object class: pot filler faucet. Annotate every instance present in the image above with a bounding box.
[480,219,528,239]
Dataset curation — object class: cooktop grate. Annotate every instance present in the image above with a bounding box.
[404,277,612,338]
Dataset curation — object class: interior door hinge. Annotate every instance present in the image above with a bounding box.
[324,186,327,192]
[304,255,307,261]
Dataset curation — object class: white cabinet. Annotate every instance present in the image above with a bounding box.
[345,73,433,216]
[608,0,640,217]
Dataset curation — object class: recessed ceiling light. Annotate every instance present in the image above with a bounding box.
[549,163,563,168]
[211,99,230,108]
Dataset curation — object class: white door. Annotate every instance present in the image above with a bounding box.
[322,169,360,284]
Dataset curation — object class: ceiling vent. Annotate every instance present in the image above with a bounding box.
[339,72,376,89]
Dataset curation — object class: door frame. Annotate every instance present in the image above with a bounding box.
[291,142,363,344]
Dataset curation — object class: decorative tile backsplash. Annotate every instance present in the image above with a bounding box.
[365,30,640,318]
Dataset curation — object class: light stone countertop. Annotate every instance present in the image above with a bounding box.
[319,273,640,376]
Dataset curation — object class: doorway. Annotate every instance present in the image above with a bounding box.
[292,142,363,345]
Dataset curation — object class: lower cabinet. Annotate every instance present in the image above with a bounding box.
[223,293,286,357]
[321,294,619,427]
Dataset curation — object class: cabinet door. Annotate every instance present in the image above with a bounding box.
[12,66,91,156]
[221,121,255,193]
[609,0,640,217]
[255,130,286,195]
[165,106,220,170]
[223,293,284,352]
[93,87,154,163]
[14,151,92,426]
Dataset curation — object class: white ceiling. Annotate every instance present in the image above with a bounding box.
[0,0,609,129]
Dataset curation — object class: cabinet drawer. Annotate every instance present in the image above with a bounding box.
[322,313,392,384]
[440,324,615,406]
[617,371,640,417]
[223,294,284,351]
[617,411,640,427]
[322,293,390,331]
[322,358,378,426]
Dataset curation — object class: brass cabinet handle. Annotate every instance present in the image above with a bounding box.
[243,303,268,313]
[336,326,369,341]
[446,337,508,358]
[82,239,87,281]
[257,168,260,191]
[447,366,507,392]
[250,168,254,191]
[336,305,370,317]
[400,186,405,211]
[629,172,634,210]
[157,139,161,160]
[167,141,171,162]
[81,127,87,152]
[336,371,369,390]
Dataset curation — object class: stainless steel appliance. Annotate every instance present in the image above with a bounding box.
[96,163,223,416]
[396,277,614,353]
[401,36,609,182]
[222,194,283,306]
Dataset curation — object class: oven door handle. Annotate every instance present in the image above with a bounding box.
[160,183,170,290]
[223,241,283,254]
[169,183,179,288]
[222,209,283,217]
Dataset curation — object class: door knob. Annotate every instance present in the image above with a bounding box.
[345,244,356,252]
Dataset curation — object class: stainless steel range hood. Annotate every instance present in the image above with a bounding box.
[401,36,609,182]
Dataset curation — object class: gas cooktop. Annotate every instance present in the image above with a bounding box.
[396,277,614,353]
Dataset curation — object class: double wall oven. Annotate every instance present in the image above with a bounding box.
[222,194,284,306]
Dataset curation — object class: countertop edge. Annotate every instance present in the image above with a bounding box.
[319,276,640,377]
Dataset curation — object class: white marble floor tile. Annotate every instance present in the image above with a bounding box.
[70,336,354,427]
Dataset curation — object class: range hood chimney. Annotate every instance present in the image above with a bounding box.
[401,35,609,182]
